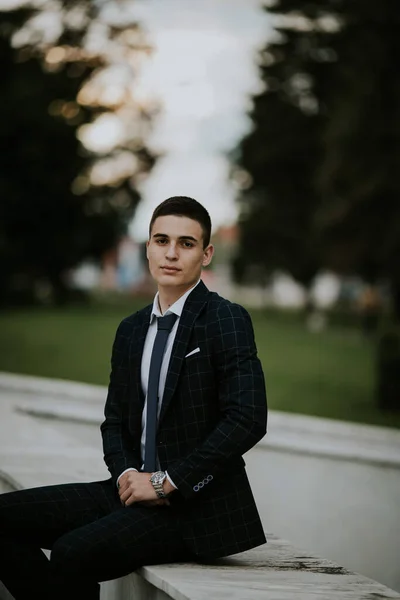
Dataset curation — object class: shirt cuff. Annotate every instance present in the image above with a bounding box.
[165,471,177,489]
[116,468,137,488]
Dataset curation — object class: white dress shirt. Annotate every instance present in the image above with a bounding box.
[117,280,201,489]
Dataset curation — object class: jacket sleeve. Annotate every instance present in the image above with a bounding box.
[100,319,141,485]
[167,302,268,499]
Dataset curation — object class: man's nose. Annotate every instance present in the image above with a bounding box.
[165,242,178,259]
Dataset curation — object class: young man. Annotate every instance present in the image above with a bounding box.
[0,196,267,600]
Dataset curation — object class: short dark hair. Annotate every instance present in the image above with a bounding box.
[149,196,212,248]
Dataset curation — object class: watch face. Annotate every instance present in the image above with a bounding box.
[151,471,166,484]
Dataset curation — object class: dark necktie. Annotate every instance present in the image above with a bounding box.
[144,313,178,472]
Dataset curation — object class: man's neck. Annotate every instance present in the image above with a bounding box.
[157,283,197,315]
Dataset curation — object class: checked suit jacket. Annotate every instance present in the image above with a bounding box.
[100,280,268,559]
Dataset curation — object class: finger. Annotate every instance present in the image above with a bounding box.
[124,493,137,507]
[119,477,134,494]
[117,475,129,488]
[118,486,127,500]
[118,485,127,499]
[120,489,134,504]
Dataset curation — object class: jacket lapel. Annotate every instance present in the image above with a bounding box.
[130,304,152,410]
[158,280,209,425]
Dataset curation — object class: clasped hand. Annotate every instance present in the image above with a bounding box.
[118,471,170,507]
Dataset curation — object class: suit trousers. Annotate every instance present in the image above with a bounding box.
[0,479,189,600]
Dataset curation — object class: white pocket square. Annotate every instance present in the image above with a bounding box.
[185,347,200,359]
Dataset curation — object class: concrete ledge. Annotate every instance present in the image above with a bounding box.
[3,371,399,469]
[0,371,104,402]
[126,538,400,600]
[1,372,400,599]
[0,469,22,494]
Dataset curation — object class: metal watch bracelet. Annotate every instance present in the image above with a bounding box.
[150,471,167,499]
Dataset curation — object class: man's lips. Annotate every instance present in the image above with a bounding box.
[161,266,180,272]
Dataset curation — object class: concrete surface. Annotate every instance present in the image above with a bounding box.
[1,372,400,599]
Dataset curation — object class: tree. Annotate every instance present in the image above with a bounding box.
[0,3,154,304]
[232,85,321,289]
[314,0,400,317]
[235,0,400,317]
[233,1,335,290]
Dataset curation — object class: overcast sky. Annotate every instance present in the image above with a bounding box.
[1,0,271,239]
[128,0,271,240]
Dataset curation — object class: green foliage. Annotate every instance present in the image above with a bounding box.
[0,4,153,305]
[235,0,400,314]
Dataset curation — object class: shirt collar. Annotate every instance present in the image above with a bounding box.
[150,280,201,324]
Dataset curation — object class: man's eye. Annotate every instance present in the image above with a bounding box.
[182,241,193,248]
[157,239,167,244]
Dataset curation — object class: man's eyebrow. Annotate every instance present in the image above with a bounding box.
[179,235,198,242]
[153,233,199,242]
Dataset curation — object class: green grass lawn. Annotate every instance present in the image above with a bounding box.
[0,295,399,429]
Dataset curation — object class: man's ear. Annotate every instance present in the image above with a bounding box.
[202,244,214,267]
[146,240,150,259]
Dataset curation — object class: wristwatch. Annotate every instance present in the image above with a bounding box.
[149,471,167,499]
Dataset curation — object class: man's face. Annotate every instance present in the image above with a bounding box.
[146,215,214,291]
